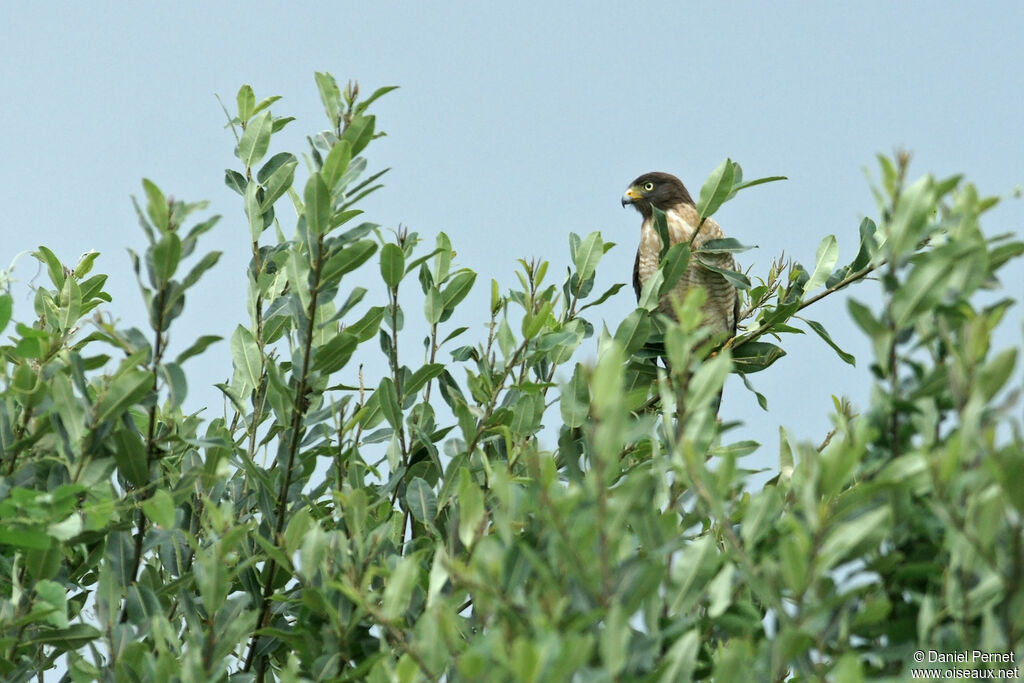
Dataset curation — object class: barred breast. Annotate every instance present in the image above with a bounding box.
[636,206,737,339]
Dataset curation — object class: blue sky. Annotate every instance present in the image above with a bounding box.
[2,3,1022,472]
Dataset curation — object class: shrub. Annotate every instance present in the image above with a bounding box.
[1,74,1021,682]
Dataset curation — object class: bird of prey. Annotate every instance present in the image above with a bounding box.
[621,172,739,342]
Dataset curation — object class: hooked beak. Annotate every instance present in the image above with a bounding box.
[621,186,640,208]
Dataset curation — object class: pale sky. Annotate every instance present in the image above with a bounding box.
[3,3,1022,473]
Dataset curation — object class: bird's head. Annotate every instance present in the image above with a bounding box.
[621,172,695,218]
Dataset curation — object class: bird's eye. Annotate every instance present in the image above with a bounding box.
[643,182,655,191]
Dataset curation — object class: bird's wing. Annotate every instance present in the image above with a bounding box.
[732,285,740,336]
[689,216,739,339]
[632,250,642,302]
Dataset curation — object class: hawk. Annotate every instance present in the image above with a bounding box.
[621,172,739,342]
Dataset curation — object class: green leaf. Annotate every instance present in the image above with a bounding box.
[614,308,651,355]
[95,369,152,424]
[57,276,82,332]
[405,478,437,524]
[380,243,405,288]
[849,218,878,272]
[660,630,700,683]
[599,604,628,676]
[742,486,783,546]
[142,179,169,232]
[225,168,247,195]
[732,341,786,373]
[281,511,312,564]
[804,234,839,292]
[258,152,297,210]
[341,114,376,156]
[0,526,51,550]
[457,468,485,547]
[377,377,402,429]
[31,624,101,649]
[253,96,282,119]
[405,363,445,395]
[572,231,604,280]
[230,325,262,394]
[382,553,420,621]
[697,238,757,254]
[251,533,293,575]
[34,245,64,289]
[346,306,385,342]
[730,175,787,195]
[636,268,664,311]
[73,250,100,277]
[877,154,898,198]
[697,158,735,221]
[141,489,175,529]
[522,300,554,339]
[819,507,891,570]
[424,286,443,324]
[847,298,884,337]
[886,175,936,258]
[314,71,341,121]
[176,334,222,364]
[181,250,222,289]
[490,278,502,314]
[34,579,69,628]
[355,85,399,115]
[658,243,691,297]
[0,294,11,334]
[271,115,295,133]
[236,110,273,168]
[803,318,856,366]
[160,361,188,410]
[313,331,358,374]
[707,563,736,618]
[13,323,48,359]
[741,374,768,410]
[714,439,760,459]
[304,172,331,235]
[978,347,1017,401]
[322,240,378,282]
[578,282,625,312]
[236,84,255,122]
[890,259,948,328]
[695,257,751,289]
[441,271,476,312]
[687,351,731,410]
[112,429,148,487]
[560,364,589,429]
[245,180,264,241]
[150,232,181,285]
[321,139,352,190]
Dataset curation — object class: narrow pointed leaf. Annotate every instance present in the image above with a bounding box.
[175,334,222,364]
[142,179,169,232]
[236,110,273,168]
[380,243,405,288]
[805,235,839,292]
[730,175,787,194]
[236,84,255,122]
[304,172,330,235]
[696,257,751,289]
[573,232,604,280]
[697,158,735,221]
[732,341,786,373]
[405,478,437,523]
[803,318,856,366]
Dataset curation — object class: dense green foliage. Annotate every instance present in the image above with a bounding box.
[1,74,1022,682]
